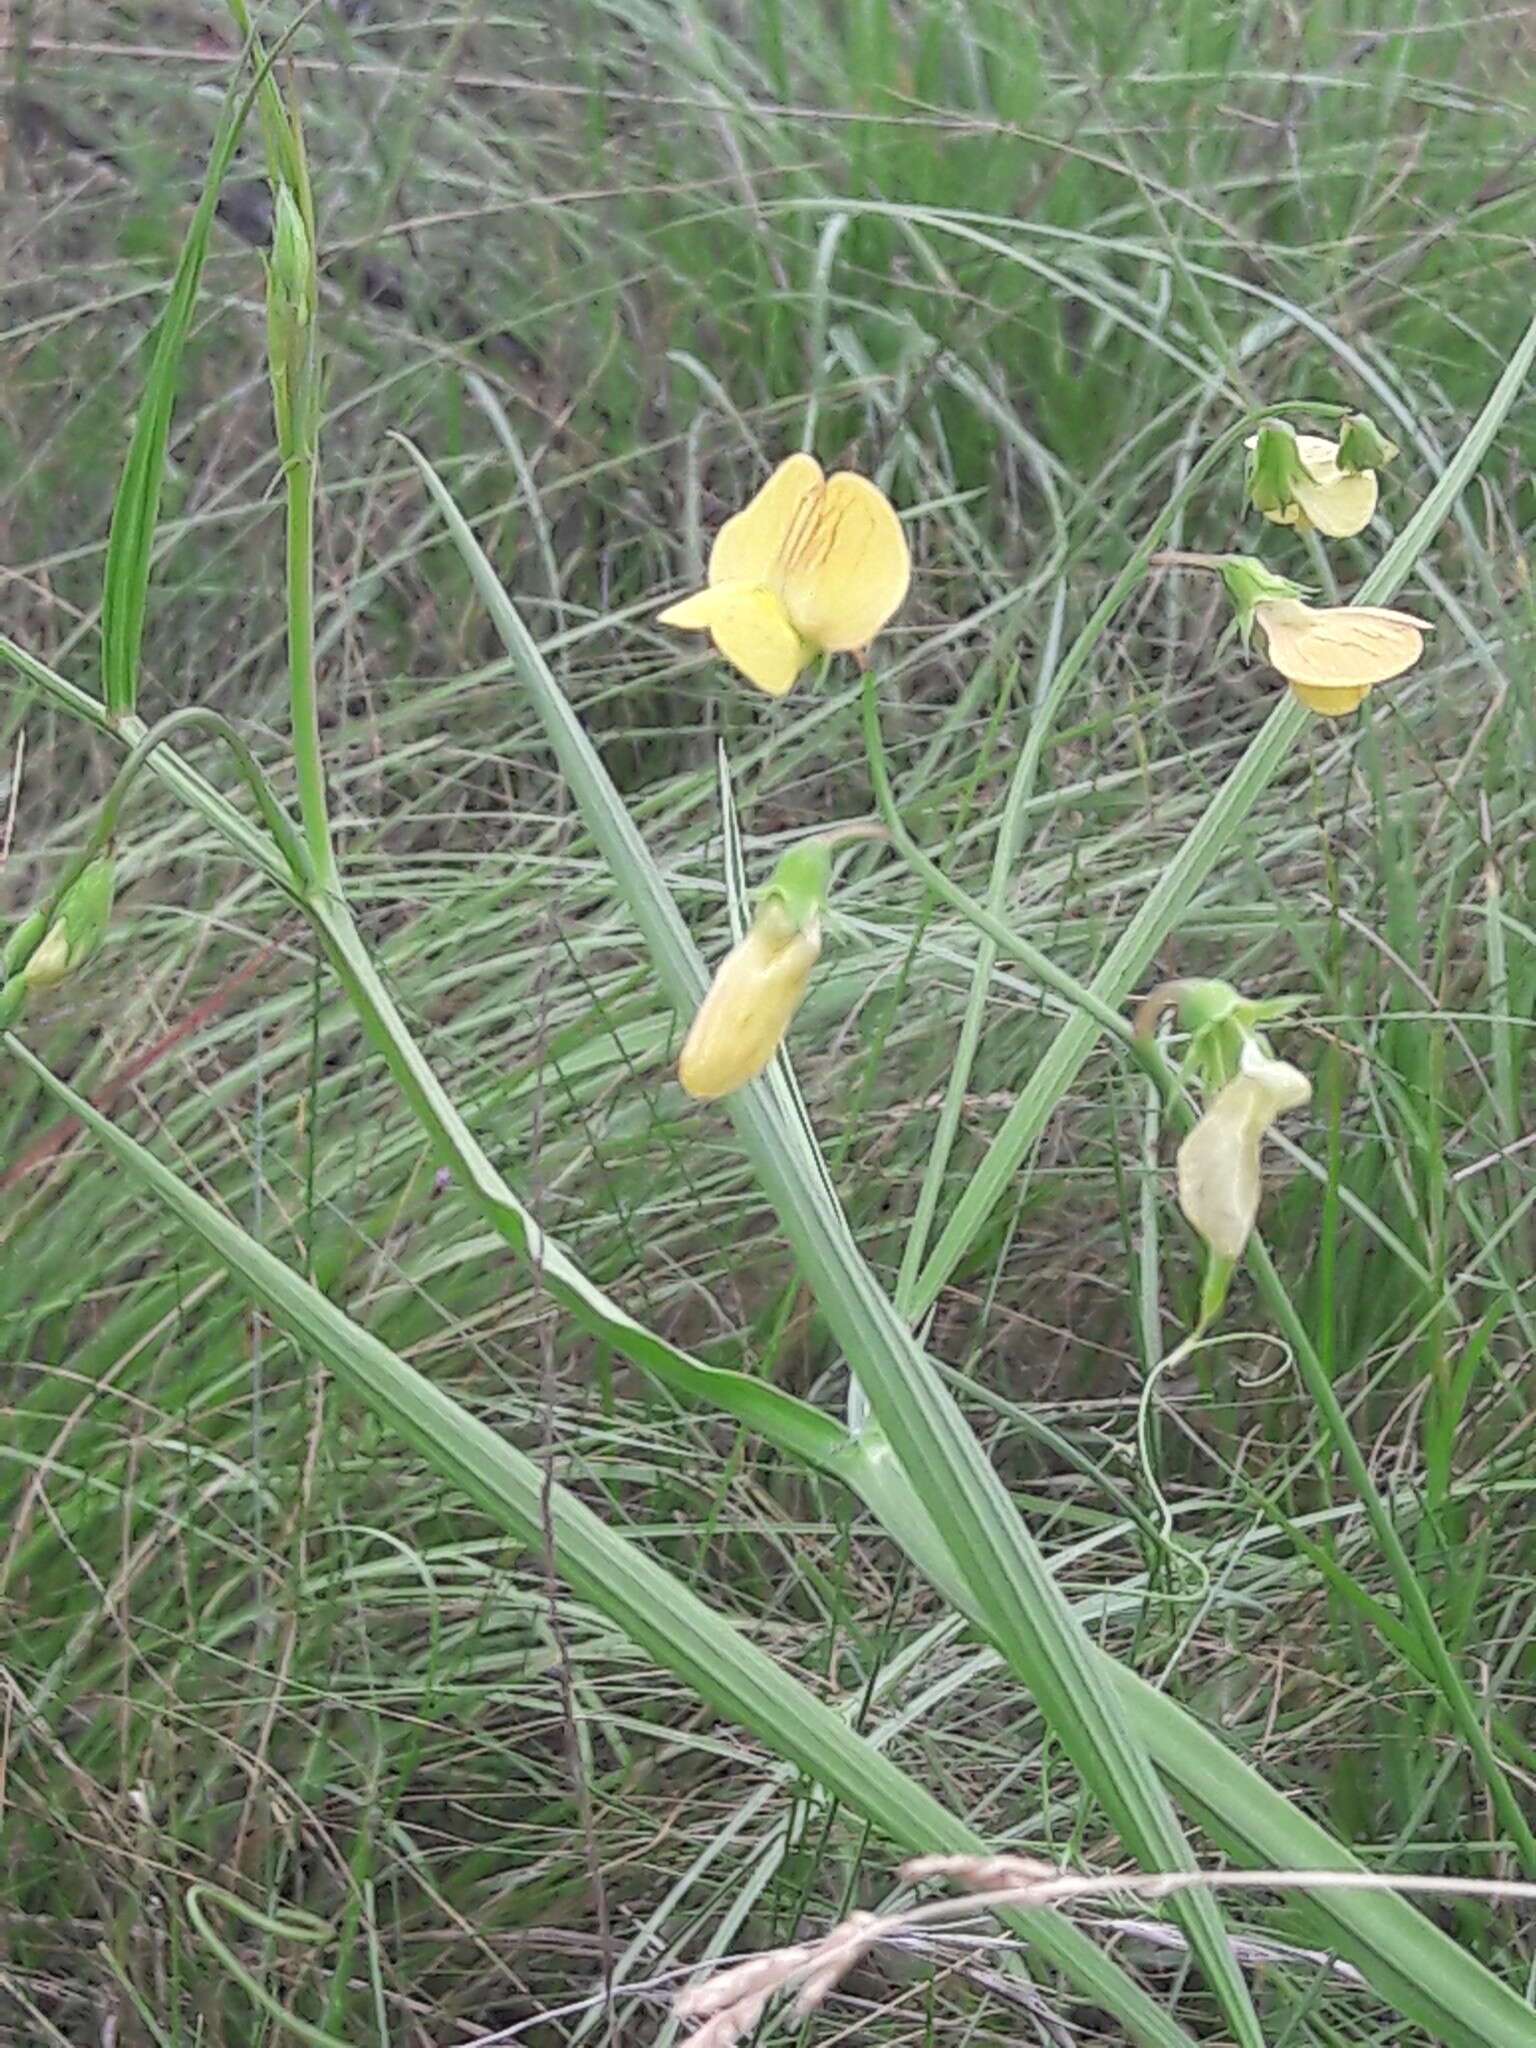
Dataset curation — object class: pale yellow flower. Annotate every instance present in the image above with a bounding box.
[1254,596,1430,716]
[658,453,910,698]
[1177,1051,1312,1261]
[1244,431,1379,539]
[678,899,821,1100]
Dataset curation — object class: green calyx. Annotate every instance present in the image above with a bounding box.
[758,839,834,933]
[1215,555,1309,645]
[1137,977,1304,1091]
[1245,421,1312,518]
[1336,412,1399,475]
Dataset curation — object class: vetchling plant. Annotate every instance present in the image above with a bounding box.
[5,18,1536,2047]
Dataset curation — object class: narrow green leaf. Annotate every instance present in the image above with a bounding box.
[400,435,1265,2046]
[100,67,255,719]
[8,1035,1200,2048]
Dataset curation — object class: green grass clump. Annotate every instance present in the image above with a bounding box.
[3,3,1535,2044]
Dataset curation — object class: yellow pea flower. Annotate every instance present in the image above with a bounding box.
[1245,427,1380,539]
[1177,1049,1312,1262]
[1254,596,1430,716]
[657,453,910,698]
[679,897,821,1100]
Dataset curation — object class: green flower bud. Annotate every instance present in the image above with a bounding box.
[269,185,315,327]
[19,852,116,993]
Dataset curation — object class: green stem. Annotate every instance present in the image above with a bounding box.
[111,707,314,886]
[285,447,335,890]
[1,634,300,896]
[184,1886,346,2048]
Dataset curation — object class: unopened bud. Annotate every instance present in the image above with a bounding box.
[678,898,821,1101]
[269,185,315,326]
[19,852,116,993]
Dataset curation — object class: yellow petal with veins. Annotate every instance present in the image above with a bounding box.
[778,471,911,652]
[708,453,826,588]
[1256,598,1428,694]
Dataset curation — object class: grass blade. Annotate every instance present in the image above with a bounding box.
[7,1032,1202,2048]
[99,64,255,720]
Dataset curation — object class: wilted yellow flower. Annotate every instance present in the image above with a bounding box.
[658,453,910,698]
[1254,597,1430,716]
[1177,1050,1312,1261]
[679,898,821,1100]
[1245,429,1380,539]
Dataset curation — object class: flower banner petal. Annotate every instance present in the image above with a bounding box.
[779,472,911,652]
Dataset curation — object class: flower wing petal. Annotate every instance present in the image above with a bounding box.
[778,472,911,652]
[658,585,725,629]
[710,584,815,697]
[1293,466,1377,538]
[658,581,811,696]
[708,453,825,588]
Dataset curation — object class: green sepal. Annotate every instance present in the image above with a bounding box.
[759,838,833,932]
[3,909,50,977]
[59,852,117,963]
[1215,555,1309,647]
[1156,979,1307,1091]
[1336,413,1399,475]
[1245,421,1311,518]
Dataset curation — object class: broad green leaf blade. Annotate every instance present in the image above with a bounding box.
[401,437,1265,2047]
[909,308,1536,1318]
[8,1035,1199,2048]
[100,66,255,719]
